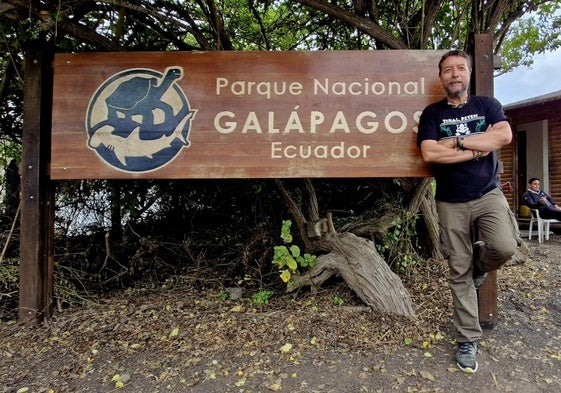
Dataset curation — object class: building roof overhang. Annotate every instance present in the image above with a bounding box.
[503,90,561,124]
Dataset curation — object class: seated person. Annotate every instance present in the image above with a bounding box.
[522,177,561,220]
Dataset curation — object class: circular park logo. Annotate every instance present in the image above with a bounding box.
[85,67,196,172]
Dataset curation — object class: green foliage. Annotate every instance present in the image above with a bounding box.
[498,7,561,74]
[218,289,229,301]
[377,214,420,274]
[251,289,274,305]
[272,220,316,284]
[0,259,18,293]
[220,0,304,50]
[332,296,344,306]
[280,219,293,243]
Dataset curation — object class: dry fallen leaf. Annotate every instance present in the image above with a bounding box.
[420,370,435,381]
[169,327,179,338]
[265,378,282,391]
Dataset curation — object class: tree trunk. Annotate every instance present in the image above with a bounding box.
[289,232,415,317]
[276,179,417,317]
[410,178,444,262]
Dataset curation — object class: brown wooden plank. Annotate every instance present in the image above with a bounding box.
[51,51,444,179]
[477,270,498,329]
[472,34,499,328]
[471,34,495,97]
[19,41,54,325]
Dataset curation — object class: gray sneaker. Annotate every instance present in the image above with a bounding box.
[473,241,488,289]
[455,342,479,373]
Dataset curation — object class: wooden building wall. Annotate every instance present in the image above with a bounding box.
[549,121,561,202]
[498,147,515,210]
[504,93,561,214]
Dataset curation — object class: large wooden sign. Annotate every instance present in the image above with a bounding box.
[51,51,445,179]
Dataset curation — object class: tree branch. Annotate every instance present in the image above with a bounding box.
[274,179,313,250]
[292,0,408,49]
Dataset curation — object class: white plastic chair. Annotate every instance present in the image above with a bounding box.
[529,209,558,243]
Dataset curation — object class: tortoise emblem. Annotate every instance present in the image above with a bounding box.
[86,67,196,172]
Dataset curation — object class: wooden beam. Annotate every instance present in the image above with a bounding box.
[478,271,498,329]
[19,41,55,325]
[470,33,498,328]
[470,34,494,96]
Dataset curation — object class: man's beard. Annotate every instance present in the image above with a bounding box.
[445,81,468,97]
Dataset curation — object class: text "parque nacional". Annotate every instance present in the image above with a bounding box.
[216,77,426,99]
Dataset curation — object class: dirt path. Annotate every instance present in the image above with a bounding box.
[1,237,560,392]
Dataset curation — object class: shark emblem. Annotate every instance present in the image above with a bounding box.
[88,111,194,166]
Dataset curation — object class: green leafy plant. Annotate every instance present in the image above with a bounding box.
[332,296,344,305]
[272,220,316,284]
[252,290,274,305]
[376,215,420,274]
[218,289,229,301]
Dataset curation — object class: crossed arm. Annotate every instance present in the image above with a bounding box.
[420,120,512,164]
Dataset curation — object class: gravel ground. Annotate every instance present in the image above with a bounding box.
[1,236,560,392]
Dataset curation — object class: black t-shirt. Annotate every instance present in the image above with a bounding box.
[417,95,508,202]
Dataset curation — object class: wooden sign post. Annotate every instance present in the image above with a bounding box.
[19,41,55,325]
[19,36,501,327]
[470,33,499,328]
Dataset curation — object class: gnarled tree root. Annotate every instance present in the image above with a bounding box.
[288,232,415,317]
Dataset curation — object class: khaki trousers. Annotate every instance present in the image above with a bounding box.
[436,188,518,342]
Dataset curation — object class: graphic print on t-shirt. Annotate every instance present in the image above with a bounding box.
[439,114,487,138]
